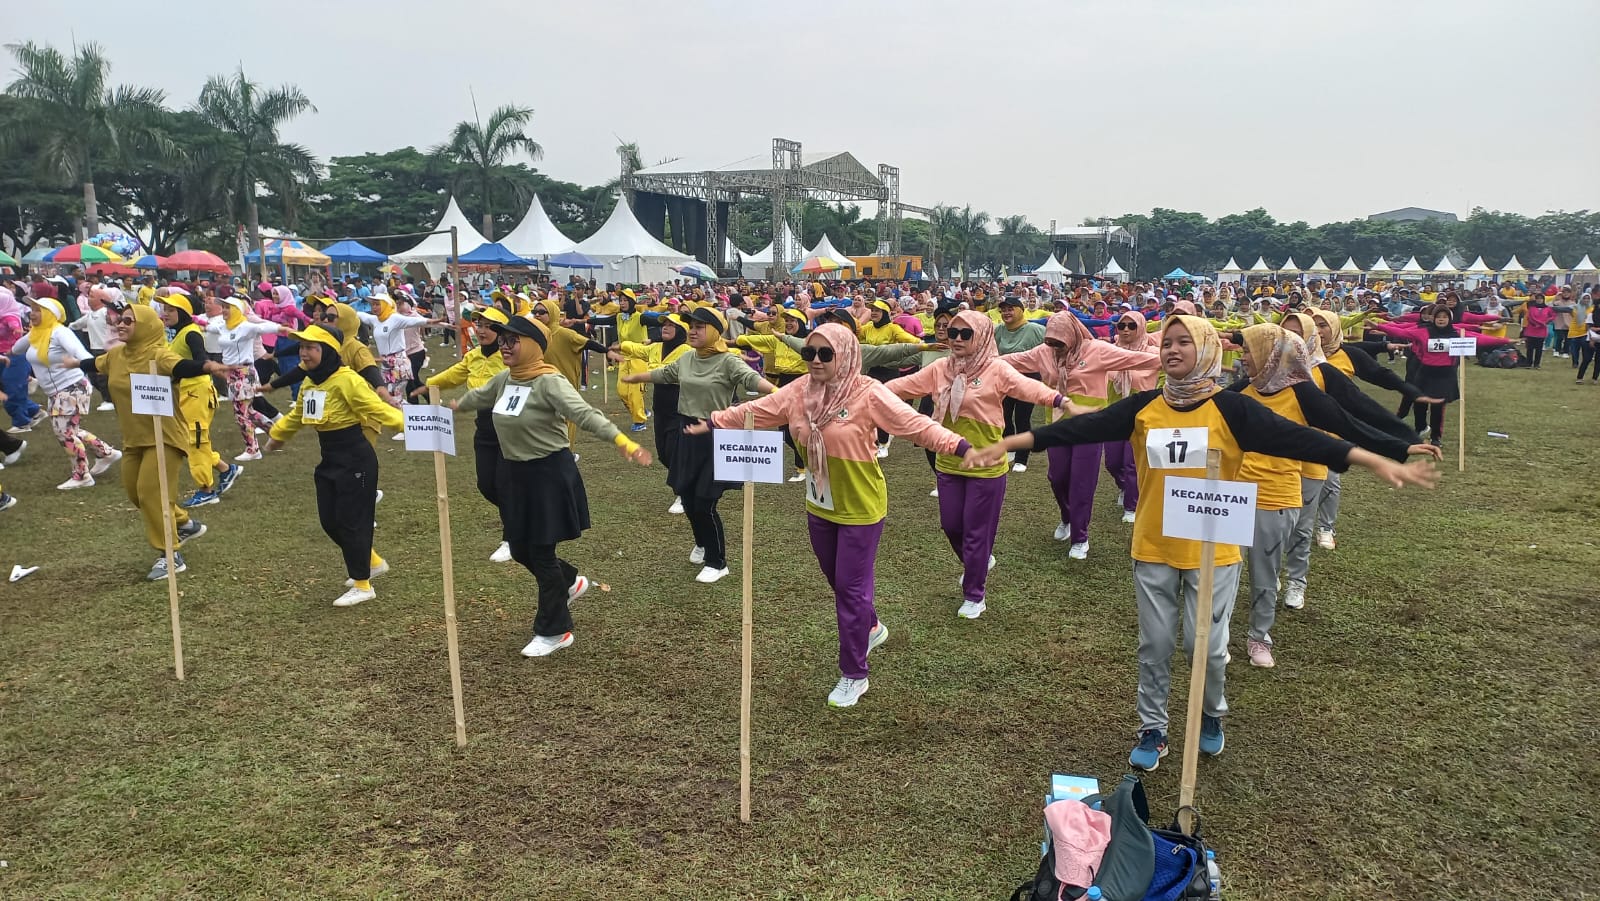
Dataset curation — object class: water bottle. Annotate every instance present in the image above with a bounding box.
[1085,887,1102,901]
[1206,849,1222,899]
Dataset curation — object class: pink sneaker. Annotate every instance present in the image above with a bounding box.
[1247,639,1276,668]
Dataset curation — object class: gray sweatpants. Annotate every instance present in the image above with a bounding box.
[1245,507,1299,644]
[1133,560,1242,732]
[1316,470,1341,533]
[1283,476,1329,590]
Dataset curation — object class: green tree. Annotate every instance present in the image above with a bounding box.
[98,111,231,254]
[193,66,318,266]
[3,40,171,237]
[433,104,542,240]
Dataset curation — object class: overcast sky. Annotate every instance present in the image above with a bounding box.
[13,0,1599,228]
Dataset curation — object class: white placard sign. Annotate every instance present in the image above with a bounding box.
[402,404,456,455]
[712,428,785,484]
[1427,337,1478,356]
[1161,476,1258,546]
[129,373,174,417]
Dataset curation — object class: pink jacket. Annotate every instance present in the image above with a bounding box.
[1520,303,1555,338]
[1371,320,1512,366]
[1001,340,1159,402]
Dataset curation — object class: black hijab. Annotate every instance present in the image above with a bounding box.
[306,326,345,384]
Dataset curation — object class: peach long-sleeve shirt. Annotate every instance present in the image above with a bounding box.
[1001,340,1160,405]
[884,357,1061,478]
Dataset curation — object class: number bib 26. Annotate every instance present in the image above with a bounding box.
[493,384,531,416]
[1146,426,1209,469]
[300,389,327,424]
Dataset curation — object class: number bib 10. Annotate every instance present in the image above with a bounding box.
[1146,426,1210,470]
[300,389,327,424]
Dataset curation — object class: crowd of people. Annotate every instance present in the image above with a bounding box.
[3,263,1594,769]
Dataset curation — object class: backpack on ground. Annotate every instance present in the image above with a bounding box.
[1479,345,1520,368]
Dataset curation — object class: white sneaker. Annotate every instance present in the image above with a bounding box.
[1315,529,1336,550]
[1005,452,1015,464]
[572,454,580,462]
[1,439,23,465]
[957,599,987,619]
[90,448,123,476]
[343,560,390,587]
[391,432,406,441]
[56,475,95,490]
[568,574,589,603]
[96,401,115,412]
[375,489,384,504]
[694,565,729,583]
[1011,462,1027,473]
[334,586,376,607]
[234,451,263,462]
[875,444,889,459]
[1116,489,1124,508]
[929,488,939,498]
[1122,510,1136,524]
[1068,541,1089,560]
[989,554,996,571]
[787,471,807,483]
[668,497,684,515]
[867,622,889,655]
[689,545,705,565]
[1053,522,1069,541]
[521,632,574,657]
[827,676,869,708]
[490,541,512,563]
[253,427,266,435]
[1283,584,1306,610]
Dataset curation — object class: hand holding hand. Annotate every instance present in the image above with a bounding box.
[963,444,1007,469]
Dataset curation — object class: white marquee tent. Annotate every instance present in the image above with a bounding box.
[1098,257,1128,280]
[740,221,807,279]
[1431,255,1460,275]
[1219,257,1243,273]
[1368,256,1393,274]
[391,196,490,275]
[1534,255,1564,273]
[806,234,857,275]
[1398,256,1428,277]
[499,195,576,259]
[1248,256,1274,274]
[1338,257,1364,275]
[1279,256,1301,274]
[1500,255,1527,273]
[572,198,696,283]
[1032,252,1070,285]
[1464,256,1494,275]
[1571,254,1597,272]
[1306,256,1332,274]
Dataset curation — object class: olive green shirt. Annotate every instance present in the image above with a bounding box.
[457,370,620,460]
[647,350,766,419]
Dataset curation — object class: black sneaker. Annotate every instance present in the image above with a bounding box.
[177,520,207,545]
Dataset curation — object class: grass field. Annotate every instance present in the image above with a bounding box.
[2,345,1597,900]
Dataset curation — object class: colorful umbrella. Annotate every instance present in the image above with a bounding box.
[790,255,847,275]
[671,261,719,280]
[45,243,126,264]
[245,239,331,266]
[163,250,233,274]
[0,250,17,267]
[132,254,168,270]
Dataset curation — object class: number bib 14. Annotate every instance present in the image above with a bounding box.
[494,384,532,416]
[300,389,327,424]
[1146,426,1210,470]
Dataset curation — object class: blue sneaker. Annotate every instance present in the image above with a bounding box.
[216,463,242,495]
[180,490,220,509]
[629,423,648,432]
[1199,716,1225,756]
[1129,729,1169,771]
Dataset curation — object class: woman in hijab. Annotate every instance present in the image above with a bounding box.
[969,315,1439,771]
[1370,305,1515,446]
[157,291,240,508]
[454,314,651,657]
[612,311,694,513]
[735,307,811,481]
[608,292,650,432]
[688,323,973,708]
[66,303,232,580]
[624,307,776,583]
[1,285,45,431]
[1104,309,1160,518]
[264,323,405,608]
[1000,312,1158,557]
[21,295,121,489]
[884,310,1065,619]
[530,298,610,447]
[203,293,283,461]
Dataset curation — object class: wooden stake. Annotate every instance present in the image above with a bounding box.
[1176,448,1223,835]
[149,362,185,681]
[739,407,755,824]
[1457,327,1467,472]
[429,386,468,747]
[599,325,610,404]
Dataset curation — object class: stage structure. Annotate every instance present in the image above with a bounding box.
[623,138,935,278]
[1047,222,1138,281]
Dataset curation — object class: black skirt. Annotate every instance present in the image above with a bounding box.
[499,449,590,545]
[1413,363,1460,403]
[669,424,736,502]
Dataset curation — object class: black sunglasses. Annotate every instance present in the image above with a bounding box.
[799,346,835,363]
[1117,321,1139,330]
[946,327,975,341]
[499,333,521,346]
[1044,338,1065,348]
[317,312,339,323]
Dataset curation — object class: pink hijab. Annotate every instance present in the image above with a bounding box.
[800,323,872,498]
[1037,312,1095,395]
[933,310,997,423]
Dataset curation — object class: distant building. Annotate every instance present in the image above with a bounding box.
[1368,207,1459,223]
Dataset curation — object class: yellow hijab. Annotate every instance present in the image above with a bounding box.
[507,317,561,380]
[375,294,395,322]
[121,303,172,371]
[26,298,65,363]
[223,298,247,329]
[689,308,730,358]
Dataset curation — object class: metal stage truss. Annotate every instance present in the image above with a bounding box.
[622,137,930,277]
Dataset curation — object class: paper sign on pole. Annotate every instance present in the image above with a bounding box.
[1427,337,1478,357]
[713,428,785,484]
[402,405,457,455]
[129,373,175,417]
[1161,476,1257,546]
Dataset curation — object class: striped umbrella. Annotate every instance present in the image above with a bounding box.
[790,254,847,275]
[45,243,126,264]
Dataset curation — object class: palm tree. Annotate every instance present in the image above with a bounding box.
[193,67,318,271]
[995,214,1040,271]
[588,140,643,218]
[957,205,991,276]
[433,103,542,240]
[4,40,171,237]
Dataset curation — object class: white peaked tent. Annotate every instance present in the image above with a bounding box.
[1306,256,1332,274]
[1248,256,1274,274]
[1398,256,1427,276]
[392,197,490,275]
[1368,256,1393,274]
[1219,257,1243,273]
[807,234,856,269]
[499,195,576,259]
[572,198,695,283]
[1534,255,1564,273]
[1098,257,1128,280]
[1500,255,1527,273]
[741,221,807,278]
[1571,254,1597,272]
[1464,256,1494,275]
[1431,255,1460,275]
[1033,252,1070,285]
[1338,257,1364,275]
[1279,256,1301,274]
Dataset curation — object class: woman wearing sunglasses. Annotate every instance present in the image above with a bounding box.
[1105,310,1160,520]
[967,315,1439,770]
[884,310,1065,619]
[685,323,975,707]
[622,307,775,584]
[1000,312,1159,559]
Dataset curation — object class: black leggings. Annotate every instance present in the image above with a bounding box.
[1524,337,1545,368]
[1578,343,1600,380]
[1001,374,1040,465]
[1412,401,1447,445]
[313,428,378,580]
[866,367,898,445]
[473,412,507,539]
[406,349,427,399]
[507,540,576,638]
[683,494,727,569]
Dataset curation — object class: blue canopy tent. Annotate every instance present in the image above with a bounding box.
[545,250,602,270]
[458,242,533,266]
[1164,267,1192,279]
[321,239,388,264]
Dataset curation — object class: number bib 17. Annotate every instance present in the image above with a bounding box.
[1146,426,1209,470]
[494,384,531,416]
[300,389,327,424]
